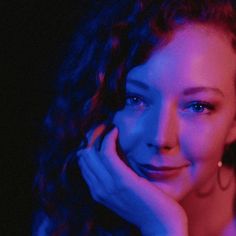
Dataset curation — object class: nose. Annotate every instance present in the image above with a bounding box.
[147,102,178,153]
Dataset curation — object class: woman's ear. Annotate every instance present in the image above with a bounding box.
[226,119,236,145]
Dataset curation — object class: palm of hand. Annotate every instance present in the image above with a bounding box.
[77,125,188,235]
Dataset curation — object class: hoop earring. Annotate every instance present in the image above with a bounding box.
[217,161,234,191]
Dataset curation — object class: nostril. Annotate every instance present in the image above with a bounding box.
[147,143,173,151]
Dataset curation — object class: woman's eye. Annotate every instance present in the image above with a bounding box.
[185,101,215,114]
[125,95,146,108]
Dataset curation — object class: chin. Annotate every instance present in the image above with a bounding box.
[150,181,192,202]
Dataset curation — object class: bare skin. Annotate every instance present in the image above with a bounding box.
[78,126,188,235]
[181,167,236,236]
[78,23,236,235]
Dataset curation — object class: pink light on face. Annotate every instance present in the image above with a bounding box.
[113,23,236,201]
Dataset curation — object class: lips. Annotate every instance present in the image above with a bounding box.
[137,163,190,180]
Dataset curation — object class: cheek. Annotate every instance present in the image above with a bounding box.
[180,122,226,163]
[113,111,145,152]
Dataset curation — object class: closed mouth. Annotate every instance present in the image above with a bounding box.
[140,163,188,171]
[137,163,189,180]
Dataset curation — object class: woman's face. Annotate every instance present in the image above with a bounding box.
[113,24,236,200]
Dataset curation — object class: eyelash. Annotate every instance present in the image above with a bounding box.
[184,101,215,114]
[125,94,147,108]
[125,94,216,114]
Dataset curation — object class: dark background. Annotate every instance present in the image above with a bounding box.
[3,1,92,235]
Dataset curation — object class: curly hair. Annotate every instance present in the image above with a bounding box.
[33,0,236,235]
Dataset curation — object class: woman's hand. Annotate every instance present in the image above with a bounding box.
[77,125,188,236]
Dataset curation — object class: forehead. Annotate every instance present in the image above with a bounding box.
[127,24,236,94]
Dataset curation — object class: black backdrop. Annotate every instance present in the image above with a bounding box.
[3,1,92,235]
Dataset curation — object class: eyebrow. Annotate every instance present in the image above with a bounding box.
[127,79,224,97]
[182,86,224,97]
[126,79,150,90]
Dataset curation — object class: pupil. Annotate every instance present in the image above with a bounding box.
[194,104,203,111]
[132,97,138,103]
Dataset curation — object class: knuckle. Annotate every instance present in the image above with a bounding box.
[81,148,94,160]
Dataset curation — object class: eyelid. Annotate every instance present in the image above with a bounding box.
[125,93,145,102]
[125,92,149,107]
[182,100,216,114]
[126,92,144,99]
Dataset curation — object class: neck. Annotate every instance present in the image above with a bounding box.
[180,166,236,236]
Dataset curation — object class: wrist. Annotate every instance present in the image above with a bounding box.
[141,226,188,236]
[140,213,188,236]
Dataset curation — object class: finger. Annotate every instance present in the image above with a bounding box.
[78,155,103,201]
[76,148,84,160]
[77,148,114,190]
[100,127,118,156]
[78,155,97,187]
[100,127,135,179]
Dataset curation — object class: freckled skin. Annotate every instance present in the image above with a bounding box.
[113,24,236,201]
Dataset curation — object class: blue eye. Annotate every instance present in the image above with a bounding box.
[186,101,215,114]
[125,94,146,108]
